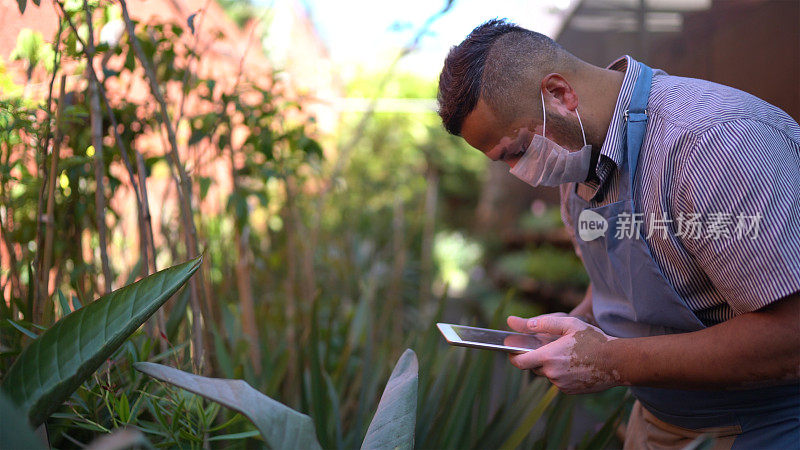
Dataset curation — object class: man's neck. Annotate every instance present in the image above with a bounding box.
[578,67,625,149]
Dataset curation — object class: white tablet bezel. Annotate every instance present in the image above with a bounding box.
[436,322,539,354]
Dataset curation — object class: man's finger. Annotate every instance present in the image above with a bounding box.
[507,315,530,333]
[527,315,584,336]
[508,312,569,333]
[508,348,545,370]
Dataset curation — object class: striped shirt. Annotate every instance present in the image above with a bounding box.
[561,55,800,326]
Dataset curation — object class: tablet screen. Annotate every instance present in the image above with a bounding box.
[451,325,547,351]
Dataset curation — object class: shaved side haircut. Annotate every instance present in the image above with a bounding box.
[438,19,580,135]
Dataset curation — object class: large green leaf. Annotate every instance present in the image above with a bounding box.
[361,349,418,450]
[134,362,323,450]
[0,256,202,426]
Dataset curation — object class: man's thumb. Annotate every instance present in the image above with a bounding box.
[527,316,579,335]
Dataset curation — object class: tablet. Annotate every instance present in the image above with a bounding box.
[436,322,550,354]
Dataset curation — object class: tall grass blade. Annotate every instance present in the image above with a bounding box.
[577,391,631,450]
[470,377,549,450]
[536,393,575,449]
[165,287,191,341]
[500,384,559,450]
[57,289,73,317]
[309,301,331,447]
[6,319,39,339]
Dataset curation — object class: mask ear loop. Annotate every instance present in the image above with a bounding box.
[576,109,587,147]
[540,90,547,137]
[542,89,587,147]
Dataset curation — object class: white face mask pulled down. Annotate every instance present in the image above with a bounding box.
[509,92,592,187]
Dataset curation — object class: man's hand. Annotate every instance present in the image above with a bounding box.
[506,315,622,394]
[508,294,799,392]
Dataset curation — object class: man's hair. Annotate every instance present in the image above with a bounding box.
[437,19,576,135]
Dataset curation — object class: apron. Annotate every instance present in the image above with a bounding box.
[566,62,800,447]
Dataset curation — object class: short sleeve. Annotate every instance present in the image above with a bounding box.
[679,119,800,314]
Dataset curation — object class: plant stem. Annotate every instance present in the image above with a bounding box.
[175,0,212,132]
[40,75,67,315]
[215,19,266,375]
[384,191,406,346]
[229,141,261,373]
[84,0,113,294]
[1,123,23,305]
[119,0,209,370]
[282,167,299,405]
[419,165,439,311]
[0,192,22,304]
[95,62,162,339]
[134,149,158,274]
[97,62,154,279]
[292,178,316,341]
[33,20,64,323]
[56,0,160,324]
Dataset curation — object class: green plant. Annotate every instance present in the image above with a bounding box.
[135,362,323,449]
[10,29,54,81]
[412,294,555,449]
[135,348,419,449]
[1,256,201,426]
[498,246,589,287]
[0,1,629,446]
[42,330,259,448]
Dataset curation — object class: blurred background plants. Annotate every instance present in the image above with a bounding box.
[1,0,628,448]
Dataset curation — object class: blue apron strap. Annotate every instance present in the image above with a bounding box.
[625,63,653,195]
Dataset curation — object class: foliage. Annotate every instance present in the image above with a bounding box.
[0,0,622,447]
[360,350,417,450]
[135,348,420,450]
[14,0,41,15]
[497,246,589,287]
[215,0,261,27]
[47,331,259,448]
[2,257,200,426]
[10,29,55,79]
[135,360,323,449]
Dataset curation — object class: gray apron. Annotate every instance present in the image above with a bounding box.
[566,62,799,447]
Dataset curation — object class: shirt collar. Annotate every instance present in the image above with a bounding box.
[599,55,641,168]
[575,55,641,203]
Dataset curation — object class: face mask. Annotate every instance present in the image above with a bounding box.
[509,91,592,187]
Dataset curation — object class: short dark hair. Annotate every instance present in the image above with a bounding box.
[437,19,570,135]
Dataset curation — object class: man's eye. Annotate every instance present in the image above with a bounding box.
[506,148,525,160]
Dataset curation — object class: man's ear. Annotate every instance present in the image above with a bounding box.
[541,73,579,115]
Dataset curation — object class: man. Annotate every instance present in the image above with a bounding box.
[437,19,799,448]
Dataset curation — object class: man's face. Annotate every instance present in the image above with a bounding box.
[460,97,585,167]
[460,98,538,168]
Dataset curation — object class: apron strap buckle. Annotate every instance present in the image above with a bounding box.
[624,108,649,122]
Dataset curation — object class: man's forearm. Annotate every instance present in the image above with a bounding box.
[603,294,800,390]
